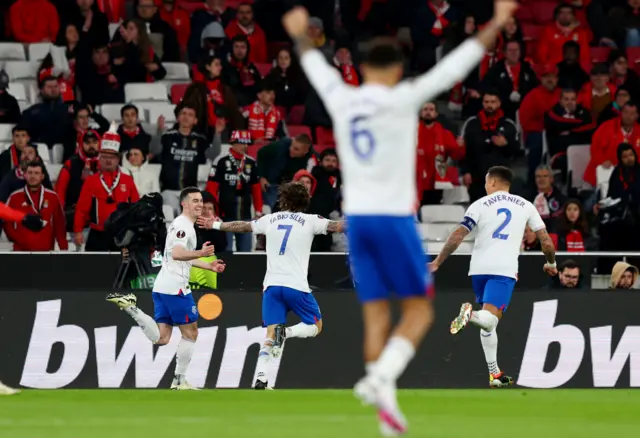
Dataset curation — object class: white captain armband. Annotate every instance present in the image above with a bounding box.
[460,216,476,232]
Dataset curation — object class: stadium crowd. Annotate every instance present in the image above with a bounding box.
[0,0,639,265]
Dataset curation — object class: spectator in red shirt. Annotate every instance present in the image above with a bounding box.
[578,63,617,121]
[333,43,361,87]
[519,65,561,184]
[74,134,139,251]
[537,4,591,71]
[223,34,262,107]
[38,53,76,104]
[96,0,126,23]
[244,80,286,142]
[416,102,464,205]
[225,2,267,64]
[4,162,68,252]
[9,0,60,43]
[585,102,640,186]
[549,199,591,252]
[159,0,191,49]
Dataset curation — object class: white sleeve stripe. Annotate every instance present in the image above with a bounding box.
[459,116,476,137]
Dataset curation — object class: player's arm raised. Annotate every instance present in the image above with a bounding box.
[404,0,519,106]
[429,225,470,272]
[197,216,254,233]
[535,228,558,276]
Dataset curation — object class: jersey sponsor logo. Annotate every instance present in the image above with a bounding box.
[20,299,284,389]
[177,230,186,238]
[518,300,640,388]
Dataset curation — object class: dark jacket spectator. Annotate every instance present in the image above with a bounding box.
[66,0,110,47]
[188,1,236,63]
[609,49,640,100]
[608,1,640,49]
[266,48,308,110]
[310,149,341,219]
[556,41,590,92]
[537,4,591,71]
[598,86,632,127]
[62,103,109,162]
[529,165,567,229]
[481,41,538,120]
[548,260,584,289]
[75,40,126,107]
[9,0,59,43]
[460,91,519,202]
[0,125,30,181]
[20,77,70,149]
[111,19,167,84]
[0,144,52,202]
[0,75,21,125]
[223,35,261,107]
[544,89,593,159]
[225,2,268,64]
[117,104,152,155]
[549,199,593,252]
[133,0,180,62]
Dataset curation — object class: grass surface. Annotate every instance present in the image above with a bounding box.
[0,389,638,438]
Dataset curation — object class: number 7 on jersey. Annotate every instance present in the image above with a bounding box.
[277,224,293,255]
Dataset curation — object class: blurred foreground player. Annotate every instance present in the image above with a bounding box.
[283,2,518,434]
[430,166,557,387]
[106,188,226,390]
[198,182,344,389]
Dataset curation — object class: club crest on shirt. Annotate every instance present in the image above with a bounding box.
[192,140,197,149]
[120,184,127,192]
[177,230,186,238]
[226,160,232,170]
[245,163,252,173]
[43,201,48,209]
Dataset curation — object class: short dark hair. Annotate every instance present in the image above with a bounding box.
[278,182,310,213]
[483,88,501,100]
[560,259,579,272]
[320,148,337,161]
[554,4,574,18]
[487,166,513,185]
[294,134,312,146]
[26,161,45,174]
[560,88,577,98]
[40,76,57,88]
[201,191,216,205]
[259,78,276,93]
[622,101,638,110]
[362,37,404,68]
[120,104,139,118]
[12,124,28,135]
[231,34,249,46]
[504,40,522,52]
[179,187,201,204]
[562,40,580,52]
[238,2,253,10]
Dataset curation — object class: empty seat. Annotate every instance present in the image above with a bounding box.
[0,142,11,153]
[35,143,50,163]
[197,164,210,185]
[147,103,177,123]
[162,204,175,222]
[288,105,305,125]
[532,1,557,24]
[7,82,27,101]
[597,165,614,199]
[163,62,190,80]
[99,103,126,122]
[3,61,38,81]
[420,205,466,223]
[567,144,591,189]
[521,23,543,42]
[124,83,168,102]
[515,3,535,23]
[46,163,63,183]
[28,43,52,62]
[628,47,640,65]
[109,23,121,39]
[590,47,611,64]
[315,127,335,145]
[418,223,454,241]
[255,63,272,77]
[51,144,64,164]
[0,124,14,141]
[0,43,26,60]
[18,101,31,112]
[171,83,189,104]
[288,125,312,139]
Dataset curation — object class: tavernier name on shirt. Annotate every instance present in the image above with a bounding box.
[270,213,306,226]
[483,193,526,208]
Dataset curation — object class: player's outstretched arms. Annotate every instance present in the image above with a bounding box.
[535,228,558,276]
[327,221,345,233]
[218,221,253,233]
[173,242,215,261]
[429,225,470,272]
[193,258,226,273]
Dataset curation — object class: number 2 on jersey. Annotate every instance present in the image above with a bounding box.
[350,117,375,159]
[492,208,512,240]
[277,225,293,255]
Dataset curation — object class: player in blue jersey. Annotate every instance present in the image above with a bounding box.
[283,2,519,434]
[430,167,557,387]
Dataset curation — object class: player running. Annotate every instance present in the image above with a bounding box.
[430,166,557,387]
[106,187,226,390]
[282,2,518,434]
[197,182,344,389]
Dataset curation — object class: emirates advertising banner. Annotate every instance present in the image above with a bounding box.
[1,290,639,389]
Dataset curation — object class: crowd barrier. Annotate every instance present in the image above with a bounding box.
[2,290,638,389]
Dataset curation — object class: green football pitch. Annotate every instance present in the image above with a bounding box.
[1,389,638,438]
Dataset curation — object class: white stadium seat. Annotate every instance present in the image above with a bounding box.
[597,165,614,199]
[28,43,52,62]
[46,163,63,183]
[7,82,27,101]
[567,145,590,190]
[99,103,125,122]
[427,241,474,254]
[0,43,26,60]
[19,101,31,112]
[124,83,168,102]
[418,223,473,242]
[109,23,121,39]
[0,124,14,141]
[51,144,64,164]
[163,63,190,80]
[3,61,38,80]
[420,205,465,223]
[0,142,11,153]
[147,103,177,123]
[163,204,175,222]
[35,143,50,163]
[198,164,210,185]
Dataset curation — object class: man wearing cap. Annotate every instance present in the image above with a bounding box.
[206,129,263,251]
[74,125,139,251]
[520,65,562,185]
[577,63,617,121]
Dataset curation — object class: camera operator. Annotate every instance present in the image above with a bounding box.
[74,126,139,251]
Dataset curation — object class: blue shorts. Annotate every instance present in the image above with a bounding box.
[471,275,516,312]
[152,292,199,326]
[346,215,431,303]
[262,286,322,326]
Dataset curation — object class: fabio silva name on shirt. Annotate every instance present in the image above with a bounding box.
[269,212,307,226]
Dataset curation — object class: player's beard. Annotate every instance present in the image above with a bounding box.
[421,117,435,126]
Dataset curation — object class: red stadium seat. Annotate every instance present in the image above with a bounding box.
[276,106,287,119]
[628,47,640,65]
[521,23,543,42]
[314,144,335,155]
[532,1,558,25]
[288,105,305,125]
[247,141,268,159]
[590,47,611,64]
[255,63,272,77]
[179,1,206,13]
[315,127,336,146]
[515,3,535,23]
[288,125,313,138]
[227,0,253,7]
[171,83,189,104]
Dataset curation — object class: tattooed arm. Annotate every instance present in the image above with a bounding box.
[535,228,556,264]
[430,225,470,271]
[327,221,345,233]
[218,221,253,233]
